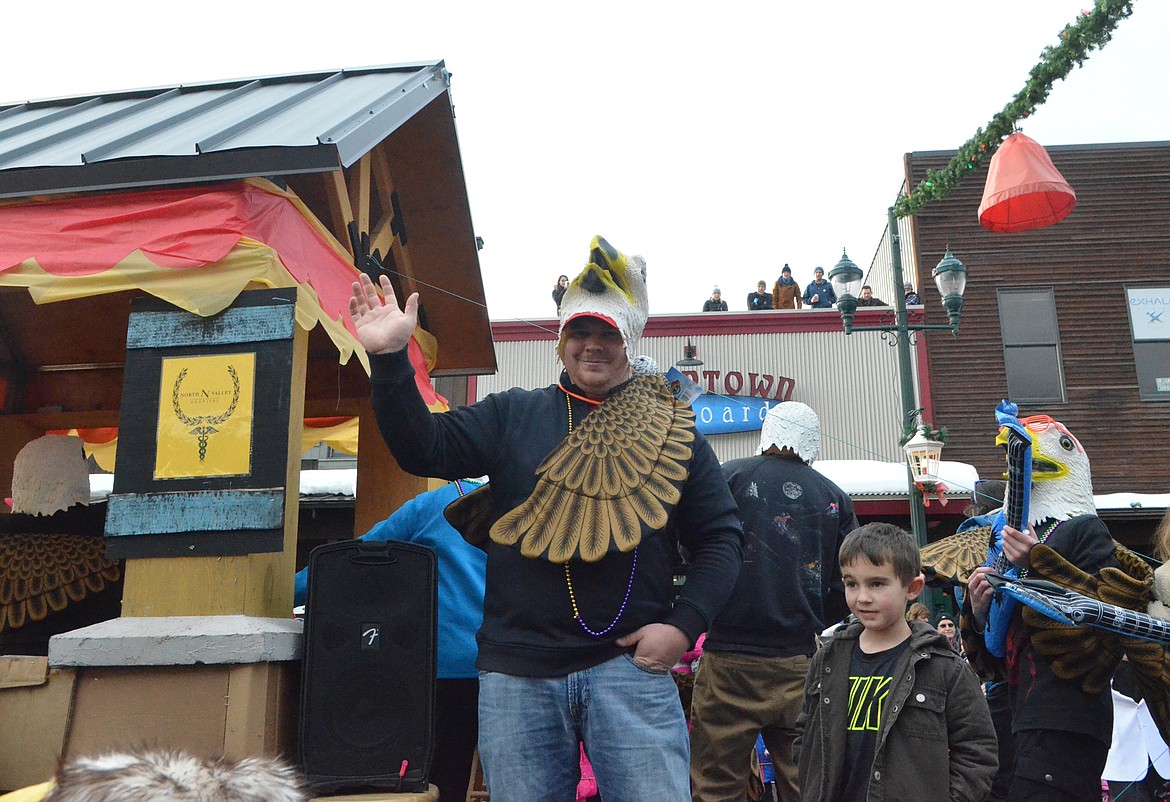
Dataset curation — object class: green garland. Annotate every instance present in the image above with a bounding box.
[893,0,1136,218]
[899,422,948,448]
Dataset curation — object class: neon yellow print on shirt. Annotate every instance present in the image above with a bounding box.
[847,674,892,731]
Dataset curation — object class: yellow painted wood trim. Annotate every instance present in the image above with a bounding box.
[368,210,395,265]
[353,153,371,240]
[326,170,355,258]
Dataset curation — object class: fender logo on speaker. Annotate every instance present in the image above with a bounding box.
[361,624,381,650]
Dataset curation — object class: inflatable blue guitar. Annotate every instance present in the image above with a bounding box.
[984,400,1032,658]
[984,573,1170,647]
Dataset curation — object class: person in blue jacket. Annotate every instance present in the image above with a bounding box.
[801,267,837,308]
[295,480,487,802]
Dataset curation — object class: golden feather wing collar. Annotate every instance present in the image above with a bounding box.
[491,374,696,563]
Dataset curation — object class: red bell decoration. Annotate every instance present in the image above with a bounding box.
[978,132,1076,233]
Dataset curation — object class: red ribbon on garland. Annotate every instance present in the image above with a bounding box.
[914,480,951,508]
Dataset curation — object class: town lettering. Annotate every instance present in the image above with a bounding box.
[681,370,795,401]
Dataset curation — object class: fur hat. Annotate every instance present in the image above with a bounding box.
[557,235,649,363]
[41,750,306,802]
[757,401,821,463]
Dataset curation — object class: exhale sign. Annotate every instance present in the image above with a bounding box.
[1127,287,1170,341]
[1126,286,1170,402]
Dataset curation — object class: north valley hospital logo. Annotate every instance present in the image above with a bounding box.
[171,365,241,463]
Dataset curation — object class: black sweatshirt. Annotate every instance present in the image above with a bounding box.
[704,454,857,657]
[369,349,743,677]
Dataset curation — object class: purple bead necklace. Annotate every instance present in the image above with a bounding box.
[563,388,638,637]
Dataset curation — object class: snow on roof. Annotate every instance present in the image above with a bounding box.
[1094,493,1170,512]
[813,460,978,498]
[87,469,357,502]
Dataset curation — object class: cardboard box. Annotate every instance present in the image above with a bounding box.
[63,661,299,760]
[4,617,306,792]
[0,657,76,792]
[47,616,302,763]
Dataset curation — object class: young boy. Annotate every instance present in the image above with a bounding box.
[795,523,997,802]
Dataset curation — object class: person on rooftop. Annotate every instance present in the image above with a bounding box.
[748,280,773,311]
[802,267,836,308]
[704,286,729,312]
[773,265,802,310]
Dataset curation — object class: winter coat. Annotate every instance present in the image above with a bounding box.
[802,279,836,308]
[773,278,802,309]
[747,291,773,311]
[795,621,997,802]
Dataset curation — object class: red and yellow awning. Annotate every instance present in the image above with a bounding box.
[0,177,447,413]
[51,417,363,473]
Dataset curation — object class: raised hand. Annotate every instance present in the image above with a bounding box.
[348,274,418,355]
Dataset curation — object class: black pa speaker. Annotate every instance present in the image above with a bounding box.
[298,539,437,794]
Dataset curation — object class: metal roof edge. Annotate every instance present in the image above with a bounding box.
[325,66,452,168]
[0,61,446,110]
[0,147,340,200]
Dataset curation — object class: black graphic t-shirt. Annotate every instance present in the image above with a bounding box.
[840,638,909,802]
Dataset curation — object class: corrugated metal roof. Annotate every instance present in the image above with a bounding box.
[0,63,451,199]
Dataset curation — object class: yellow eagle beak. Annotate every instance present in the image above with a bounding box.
[571,235,637,308]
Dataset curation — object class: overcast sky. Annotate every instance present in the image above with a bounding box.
[4,1,1168,322]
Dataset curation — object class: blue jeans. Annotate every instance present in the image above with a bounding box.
[478,653,690,802]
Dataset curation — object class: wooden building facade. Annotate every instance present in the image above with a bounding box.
[903,139,1170,550]
[903,140,1170,499]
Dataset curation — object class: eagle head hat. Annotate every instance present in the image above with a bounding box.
[557,235,649,364]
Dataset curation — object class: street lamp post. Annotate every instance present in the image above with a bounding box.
[828,206,968,549]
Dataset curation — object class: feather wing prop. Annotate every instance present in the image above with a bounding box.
[0,532,120,633]
[921,525,992,587]
[1007,541,1152,694]
[491,374,696,563]
[981,541,1170,748]
[443,483,496,549]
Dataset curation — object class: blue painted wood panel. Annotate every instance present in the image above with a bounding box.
[105,488,285,536]
[126,302,296,350]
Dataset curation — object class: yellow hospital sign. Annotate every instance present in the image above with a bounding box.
[155,353,255,479]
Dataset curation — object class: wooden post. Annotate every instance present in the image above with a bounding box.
[121,323,305,618]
